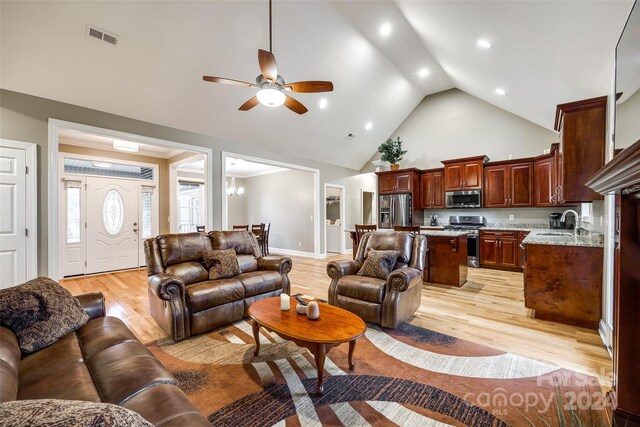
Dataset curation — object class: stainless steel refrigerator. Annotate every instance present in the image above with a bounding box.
[378,194,412,229]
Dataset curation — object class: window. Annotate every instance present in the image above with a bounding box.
[66,187,81,243]
[103,190,124,235]
[178,182,203,233]
[141,188,153,239]
[64,157,154,180]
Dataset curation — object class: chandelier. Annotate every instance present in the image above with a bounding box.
[227,176,244,196]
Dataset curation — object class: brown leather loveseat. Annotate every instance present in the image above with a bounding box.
[0,292,210,426]
[327,231,427,329]
[144,231,292,341]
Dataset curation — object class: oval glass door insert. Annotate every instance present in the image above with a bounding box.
[103,189,124,235]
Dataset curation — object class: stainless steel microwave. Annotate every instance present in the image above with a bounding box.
[445,190,482,208]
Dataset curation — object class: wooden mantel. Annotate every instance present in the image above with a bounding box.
[587,138,640,427]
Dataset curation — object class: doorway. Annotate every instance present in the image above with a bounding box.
[362,190,375,225]
[59,153,160,277]
[325,184,345,255]
[50,120,213,280]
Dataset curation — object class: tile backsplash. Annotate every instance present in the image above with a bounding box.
[421,206,579,227]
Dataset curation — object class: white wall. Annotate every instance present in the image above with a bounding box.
[362,88,559,172]
[616,88,640,149]
[226,177,246,227]
[242,170,315,253]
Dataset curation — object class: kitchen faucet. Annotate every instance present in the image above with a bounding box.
[560,209,580,231]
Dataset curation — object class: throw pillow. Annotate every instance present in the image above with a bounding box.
[243,231,263,258]
[203,249,242,280]
[357,249,399,280]
[0,399,154,427]
[0,277,89,353]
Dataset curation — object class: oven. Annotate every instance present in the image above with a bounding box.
[445,190,482,208]
[445,215,484,268]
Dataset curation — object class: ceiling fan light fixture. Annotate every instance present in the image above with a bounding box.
[257,87,285,107]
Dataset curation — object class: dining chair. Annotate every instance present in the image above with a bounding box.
[354,224,377,245]
[394,225,421,233]
[232,225,249,231]
[262,223,271,256]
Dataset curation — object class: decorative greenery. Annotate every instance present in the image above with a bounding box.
[378,137,407,165]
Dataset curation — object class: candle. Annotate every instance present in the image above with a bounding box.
[280,294,290,311]
[307,301,320,320]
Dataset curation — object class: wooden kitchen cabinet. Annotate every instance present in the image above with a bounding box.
[534,146,558,207]
[480,230,519,270]
[425,234,468,287]
[376,168,420,194]
[420,169,445,209]
[554,96,606,203]
[524,243,603,329]
[442,156,488,191]
[484,161,534,208]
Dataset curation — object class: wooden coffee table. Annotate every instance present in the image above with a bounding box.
[248,296,366,395]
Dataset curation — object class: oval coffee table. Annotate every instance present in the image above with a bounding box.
[248,296,366,396]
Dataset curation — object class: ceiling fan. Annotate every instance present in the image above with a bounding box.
[202,0,333,114]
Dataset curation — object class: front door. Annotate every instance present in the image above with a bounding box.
[0,147,26,288]
[86,177,140,274]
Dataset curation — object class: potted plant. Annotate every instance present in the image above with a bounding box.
[378,137,407,170]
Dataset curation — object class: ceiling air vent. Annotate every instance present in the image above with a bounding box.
[86,25,118,46]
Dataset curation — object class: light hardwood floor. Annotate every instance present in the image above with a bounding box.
[60,254,612,388]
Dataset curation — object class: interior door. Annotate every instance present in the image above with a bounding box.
[0,147,26,288]
[86,177,140,274]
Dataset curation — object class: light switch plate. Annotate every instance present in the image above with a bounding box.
[509,214,515,220]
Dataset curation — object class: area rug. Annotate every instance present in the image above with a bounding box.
[146,320,607,426]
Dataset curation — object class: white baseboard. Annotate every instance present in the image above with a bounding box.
[598,319,613,357]
[341,249,353,255]
[269,247,318,258]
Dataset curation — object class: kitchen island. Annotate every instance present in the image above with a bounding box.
[421,230,468,287]
[522,229,604,329]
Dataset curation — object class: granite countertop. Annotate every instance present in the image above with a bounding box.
[344,228,466,237]
[522,229,604,248]
[419,230,468,237]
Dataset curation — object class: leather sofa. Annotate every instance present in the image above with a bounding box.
[144,231,292,341]
[327,231,427,329]
[0,292,210,426]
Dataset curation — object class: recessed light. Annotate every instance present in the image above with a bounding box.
[365,122,373,131]
[477,39,493,49]
[417,68,430,78]
[319,98,328,109]
[113,139,139,152]
[379,23,392,37]
[495,88,507,96]
[92,161,112,168]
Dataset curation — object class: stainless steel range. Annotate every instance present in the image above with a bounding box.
[444,215,485,268]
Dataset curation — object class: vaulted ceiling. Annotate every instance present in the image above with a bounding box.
[0,1,633,170]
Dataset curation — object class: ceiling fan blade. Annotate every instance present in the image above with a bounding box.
[285,81,334,93]
[203,76,256,87]
[258,49,278,82]
[239,96,259,111]
[284,95,308,115]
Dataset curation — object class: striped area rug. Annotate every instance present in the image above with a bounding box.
[146,319,607,426]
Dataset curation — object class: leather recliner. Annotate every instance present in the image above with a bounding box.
[327,231,427,329]
[144,231,292,341]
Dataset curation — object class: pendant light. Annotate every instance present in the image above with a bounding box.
[227,162,244,196]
